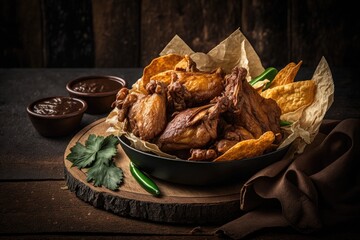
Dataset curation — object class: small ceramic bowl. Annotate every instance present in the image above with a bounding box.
[66,75,126,114]
[27,96,87,137]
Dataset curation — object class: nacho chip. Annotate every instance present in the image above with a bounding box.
[261,80,316,115]
[213,131,275,162]
[174,54,199,72]
[150,70,173,86]
[141,53,183,89]
[174,55,190,71]
[269,61,302,88]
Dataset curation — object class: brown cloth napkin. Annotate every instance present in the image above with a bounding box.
[216,118,360,239]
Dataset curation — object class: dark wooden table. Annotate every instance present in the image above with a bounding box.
[1,67,359,239]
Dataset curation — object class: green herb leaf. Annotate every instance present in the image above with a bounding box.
[96,134,119,165]
[66,134,103,168]
[66,134,123,191]
[87,161,123,191]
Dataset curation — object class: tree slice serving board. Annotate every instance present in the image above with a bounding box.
[64,118,244,224]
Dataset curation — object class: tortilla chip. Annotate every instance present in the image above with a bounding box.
[213,131,275,162]
[141,53,183,89]
[261,80,316,115]
[150,70,173,86]
[269,61,302,88]
[174,58,188,71]
[174,55,194,71]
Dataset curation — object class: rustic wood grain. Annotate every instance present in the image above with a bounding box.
[0,181,217,235]
[140,0,242,67]
[1,181,359,238]
[241,0,288,68]
[92,0,140,67]
[0,237,220,240]
[1,0,359,68]
[42,0,94,67]
[64,118,242,224]
[0,0,43,67]
[290,0,360,68]
[0,68,142,181]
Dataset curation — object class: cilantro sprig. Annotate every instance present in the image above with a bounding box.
[66,134,123,191]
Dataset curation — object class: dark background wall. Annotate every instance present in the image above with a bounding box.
[1,0,359,69]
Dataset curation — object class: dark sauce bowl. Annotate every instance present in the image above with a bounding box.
[66,75,126,114]
[27,96,87,137]
[119,135,290,186]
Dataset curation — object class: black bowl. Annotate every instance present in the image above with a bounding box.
[118,135,289,186]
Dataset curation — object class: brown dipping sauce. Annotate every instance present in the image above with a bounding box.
[32,97,83,115]
[71,78,121,93]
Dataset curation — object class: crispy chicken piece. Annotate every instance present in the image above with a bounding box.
[114,80,167,141]
[150,55,225,107]
[190,67,282,160]
[148,54,199,86]
[174,67,225,104]
[215,125,255,154]
[150,68,225,106]
[188,149,217,161]
[166,68,225,110]
[113,88,143,122]
[223,125,255,141]
[224,67,282,144]
[167,72,191,112]
[157,96,229,152]
[188,118,256,160]
[215,139,238,154]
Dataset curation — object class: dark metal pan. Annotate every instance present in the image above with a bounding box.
[119,135,289,186]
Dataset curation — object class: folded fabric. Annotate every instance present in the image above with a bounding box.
[216,118,360,239]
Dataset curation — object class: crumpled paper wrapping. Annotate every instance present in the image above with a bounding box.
[160,28,264,80]
[106,28,335,158]
[279,57,334,154]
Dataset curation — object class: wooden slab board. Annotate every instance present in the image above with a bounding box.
[64,118,244,224]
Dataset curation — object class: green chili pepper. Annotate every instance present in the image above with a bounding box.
[249,67,278,90]
[280,120,292,126]
[130,162,160,197]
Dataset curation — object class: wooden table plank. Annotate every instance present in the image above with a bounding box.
[0,68,142,181]
[140,0,241,67]
[0,181,216,236]
[1,182,359,239]
[0,237,220,240]
[92,0,140,67]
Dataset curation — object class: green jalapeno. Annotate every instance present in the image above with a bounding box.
[280,120,292,126]
[130,162,160,197]
[249,67,278,90]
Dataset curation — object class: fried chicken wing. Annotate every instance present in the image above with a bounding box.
[215,125,255,154]
[157,96,229,152]
[167,72,191,112]
[114,80,167,141]
[188,149,217,161]
[224,67,282,143]
[176,67,225,104]
[150,55,225,107]
[165,67,225,112]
